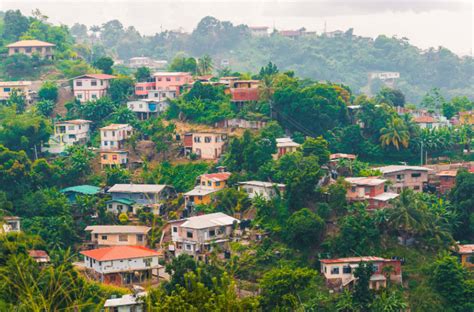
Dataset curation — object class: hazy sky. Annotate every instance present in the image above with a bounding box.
[1,0,473,55]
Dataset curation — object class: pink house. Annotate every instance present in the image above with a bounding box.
[345,177,399,209]
[135,72,193,97]
[73,74,116,102]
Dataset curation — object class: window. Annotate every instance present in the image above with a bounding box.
[372,264,379,272]
[26,47,32,53]
[110,141,115,146]
[112,155,118,161]
[209,230,216,237]
[117,204,123,211]
[91,94,97,99]
[411,173,421,178]
[3,88,11,92]
[396,174,405,181]
[351,186,356,192]
[173,227,178,233]
[467,256,474,264]
[364,187,371,194]
[94,234,98,239]
[101,235,108,240]
[187,231,193,238]
[185,244,192,250]
[204,136,212,143]
[91,80,97,86]
[166,77,171,82]
[108,204,112,209]
[246,187,253,193]
[103,141,108,146]
[194,136,201,143]
[342,266,352,274]
[157,77,162,81]
[330,267,340,275]
[112,131,115,137]
[119,234,128,242]
[14,48,19,53]
[215,181,221,187]
[176,77,181,81]
[207,181,212,186]
[414,186,420,190]
[68,125,75,131]
[101,80,104,86]
[144,258,152,267]
[76,81,82,87]
[102,154,108,160]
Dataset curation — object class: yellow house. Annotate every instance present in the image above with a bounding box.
[100,150,128,168]
[184,172,231,208]
[459,111,474,125]
[458,244,474,269]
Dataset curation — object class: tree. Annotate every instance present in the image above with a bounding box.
[301,136,330,165]
[259,62,279,78]
[105,166,131,185]
[376,87,406,107]
[169,55,197,74]
[142,118,176,157]
[352,262,374,310]
[93,56,114,74]
[284,208,324,249]
[430,253,473,311]
[450,170,474,240]
[38,81,58,102]
[379,117,410,150]
[259,266,316,310]
[134,66,151,82]
[3,54,36,79]
[2,10,30,41]
[6,89,26,113]
[108,76,134,104]
[197,55,213,75]
[36,100,55,117]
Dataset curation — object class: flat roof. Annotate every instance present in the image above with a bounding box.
[372,192,399,201]
[345,177,386,186]
[153,72,190,76]
[376,165,432,174]
[239,181,285,188]
[108,184,168,194]
[100,123,131,130]
[320,256,389,264]
[104,293,146,308]
[184,186,219,197]
[85,225,150,234]
[57,119,91,125]
[181,212,239,229]
[80,246,160,261]
[436,170,458,177]
[0,81,32,86]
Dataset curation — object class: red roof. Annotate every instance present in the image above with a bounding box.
[414,116,436,123]
[28,250,49,258]
[75,74,116,80]
[80,246,160,261]
[320,256,390,264]
[457,244,474,254]
[230,88,259,101]
[201,172,232,181]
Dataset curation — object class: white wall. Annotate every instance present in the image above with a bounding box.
[84,255,160,274]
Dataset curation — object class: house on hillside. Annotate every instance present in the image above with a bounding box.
[376,165,431,193]
[169,212,239,261]
[60,185,101,202]
[413,116,444,129]
[84,225,151,249]
[42,119,92,154]
[127,99,168,120]
[249,26,270,37]
[345,177,399,209]
[320,256,403,291]
[80,246,161,286]
[459,111,474,125]
[103,291,146,312]
[1,216,21,234]
[183,132,228,160]
[134,72,193,97]
[455,244,474,269]
[183,172,231,212]
[106,184,176,215]
[28,250,50,265]
[0,81,33,102]
[273,138,300,159]
[7,40,55,59]
[436,170,458,194]
[72,74,116,102]
[100,124,133,168]
[238,181,285,200]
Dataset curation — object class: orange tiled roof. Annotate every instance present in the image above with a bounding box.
[201,172,232,181]
[458,244,474,254]
[320,256,389,264]
[80,246,160,261]
[7,40,55,47]
[414,116,436,123]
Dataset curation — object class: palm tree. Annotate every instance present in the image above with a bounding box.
[379,117,410,150]
[197,55,213,75]
[258,75,274,103]
[387,189,429,245]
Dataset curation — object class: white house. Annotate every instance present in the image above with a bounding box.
[169,212,239,261]
[249,26,269,37]
[43,119,91,154]
[100,124,133,151]
[1,216,21,234]
[80,246,161,286]
[73,74,116,102]
[238,181,285,200]
[104,291,146,312]
[106,184,176,215]
[127,100,169,120]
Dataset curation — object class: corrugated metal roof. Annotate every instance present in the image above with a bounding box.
[60,185,101,195]
[84,225,150,234]
[107,184,167,194]
[181,212,239,229]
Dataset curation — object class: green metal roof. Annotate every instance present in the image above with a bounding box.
[106,198,135,205]
[60,185,101,195]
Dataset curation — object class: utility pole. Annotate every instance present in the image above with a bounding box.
[420,141,423,165]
